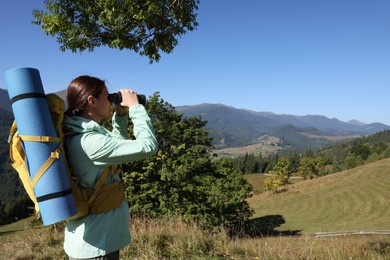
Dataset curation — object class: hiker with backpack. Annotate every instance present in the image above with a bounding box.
[63,75,158,260]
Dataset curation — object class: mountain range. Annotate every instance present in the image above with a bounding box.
[176,104,390,149]
[1,88,389,151]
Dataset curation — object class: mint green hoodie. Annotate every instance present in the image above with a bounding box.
[63,104,158,258]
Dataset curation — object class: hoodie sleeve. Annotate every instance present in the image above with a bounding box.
[111,112,128,138]
[81,105,158,165]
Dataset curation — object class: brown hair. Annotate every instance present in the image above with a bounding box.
[65,75,106,116]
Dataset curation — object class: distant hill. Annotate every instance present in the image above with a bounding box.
[347,119,366,126]
[176,104,390,149]
[0,108,14,148]
[0,108,24,201]
[0,89,12,112]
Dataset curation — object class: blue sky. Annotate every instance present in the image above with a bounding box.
[1,1,390,124]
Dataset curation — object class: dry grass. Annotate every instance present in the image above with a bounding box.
[0,220,67,259]
[1,216,390,259]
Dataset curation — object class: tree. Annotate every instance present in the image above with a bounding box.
[314,156,326,176]
[241,153,258,174]
[371,143,387,155]
[122,93,253,230]
[286,150,300,173]
[33,0,200,63]
[343,155,362,169]
[264,156,290,193]
[272,156,291,179]
[0,200,6,225]
[297,157,315,180]
[350,143,371,161]
[257,153,268,173]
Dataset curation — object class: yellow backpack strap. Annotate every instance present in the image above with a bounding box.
[87,167,112,204]
[30,147,61,188]
[8,122,40,213]
[19,135,62,143]
[8,122,24,169]
[113,165,123,175]
[8,121,17,144]
[18,135,62,188]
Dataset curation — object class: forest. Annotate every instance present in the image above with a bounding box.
[223,129,390,193]
[228,130,390,176]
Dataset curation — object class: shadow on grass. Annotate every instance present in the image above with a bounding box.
[243,215,301,237]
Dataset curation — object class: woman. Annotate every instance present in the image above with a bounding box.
[63,75,158,259]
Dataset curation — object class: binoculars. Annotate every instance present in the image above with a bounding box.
[107,92,146,106]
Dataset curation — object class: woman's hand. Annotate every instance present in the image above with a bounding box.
[114,89,139,116]
[120,89,139,108]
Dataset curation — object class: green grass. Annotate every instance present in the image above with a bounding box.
[243,174,269,194]
[248,158,390,234]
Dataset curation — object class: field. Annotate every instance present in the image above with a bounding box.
[248,158,390,234]
[1,159,390,259]
[214,142,280,158]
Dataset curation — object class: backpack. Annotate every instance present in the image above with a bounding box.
[8,93,126,221]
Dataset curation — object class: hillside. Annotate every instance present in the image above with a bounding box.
[248,158,390,234]
[0,108,14,169]
[176,104,390,149]
[0,108,26,203]
[0,88,11,112]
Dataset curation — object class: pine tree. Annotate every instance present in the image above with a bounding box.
[122,93,253,230]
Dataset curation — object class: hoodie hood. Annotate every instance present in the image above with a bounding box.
[63,115,110,135]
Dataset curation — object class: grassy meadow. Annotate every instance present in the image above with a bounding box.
[248,158,390,234]
[214,142,280,158]
[1,159,390,259]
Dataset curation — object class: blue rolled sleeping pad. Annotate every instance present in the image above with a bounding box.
[4,67,77,225]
